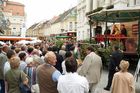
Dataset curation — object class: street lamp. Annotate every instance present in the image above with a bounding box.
[88,16,93,43]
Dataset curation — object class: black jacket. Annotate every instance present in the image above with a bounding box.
[109,50,123,71]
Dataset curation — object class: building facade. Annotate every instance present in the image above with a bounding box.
[26,7,77,40]
[2,0,25,36]
[26,23,38,37]
[60,7,77,38]
[77,0,140,41]
[77,0,90,41]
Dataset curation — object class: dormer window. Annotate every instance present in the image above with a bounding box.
[17,12,19,15]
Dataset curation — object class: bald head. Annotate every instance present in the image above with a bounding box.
[44,51,57,66]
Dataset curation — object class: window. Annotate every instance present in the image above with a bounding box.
[136,0,140,5]
[82,31,84,39]
[90,0,93,10]
[12,28,16,35]
[16,12,19,15]
[69,22,73,31]
[134,0,136,5]
[111,0,114,4]
[75,22,77,31]
[20,28,22,31]
[82,9,86,22]
[78,31,80,37]
[99,0,105,7]
[87,29,90,37]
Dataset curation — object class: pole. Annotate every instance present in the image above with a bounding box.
[105,11,108,48]
[138,16,140,55]
[89,17,92,43]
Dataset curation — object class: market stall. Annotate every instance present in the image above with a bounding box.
[86,6,140,70]
[87,6,140,54]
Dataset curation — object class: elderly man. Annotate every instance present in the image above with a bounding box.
[0,44,7,93]
[37,51,61,93]
[78,46,102,93]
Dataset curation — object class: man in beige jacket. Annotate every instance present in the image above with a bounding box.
[78,46,102,93]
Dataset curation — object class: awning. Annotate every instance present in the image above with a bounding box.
[87,6,140,54]
[0,36,32,41]
[87,6,140,23]
[55,36,70,38]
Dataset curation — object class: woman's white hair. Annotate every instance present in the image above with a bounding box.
[119,60,129,72]
[25,57,33,64]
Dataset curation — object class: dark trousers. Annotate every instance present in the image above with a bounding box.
[105,70,116,89]
[121,39,126,51]
[0,79,5,93]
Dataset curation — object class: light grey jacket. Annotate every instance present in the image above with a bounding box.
[78,52,102,83]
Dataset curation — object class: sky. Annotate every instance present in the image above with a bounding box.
[9,0,77,28]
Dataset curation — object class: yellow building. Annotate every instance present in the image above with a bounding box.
[60,7,77,37]
[26,7,77,40]
[26,23,38,37]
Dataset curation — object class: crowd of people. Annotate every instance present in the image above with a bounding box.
[0,40,136,93]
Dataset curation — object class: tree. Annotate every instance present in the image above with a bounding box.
[0,11,10,34]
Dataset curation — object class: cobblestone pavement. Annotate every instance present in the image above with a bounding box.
[94,69,140,93]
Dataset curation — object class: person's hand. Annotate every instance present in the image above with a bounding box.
[115,67,119,71]
[77,59,82,67]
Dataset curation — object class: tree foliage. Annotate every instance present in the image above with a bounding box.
[0,11,10,34]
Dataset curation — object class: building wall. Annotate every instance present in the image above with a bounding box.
[26,29,31,37]
[44,23,52,36]
[89,0,140,35]
[2,1,25,36]
[43,8,77,38]
[3,2,24,16]
[26,7,77,39]
[61,13,77,34]
[51,22,61,35]
[77,0,90,41]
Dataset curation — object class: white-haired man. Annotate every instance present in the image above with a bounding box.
[37,51,61,93]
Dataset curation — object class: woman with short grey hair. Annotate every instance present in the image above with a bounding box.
[5,56,28,93]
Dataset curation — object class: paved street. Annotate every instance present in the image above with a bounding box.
[94,69,140,93]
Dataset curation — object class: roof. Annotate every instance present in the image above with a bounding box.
[33,20,49,30]
[87,6,140,23]
[50,16,59,23]
[27,7,76,30]
[53,7,76,24]
[0,36,32,41]
[27,23,39,30]
[7,1,24,6]
[55,35,70,38]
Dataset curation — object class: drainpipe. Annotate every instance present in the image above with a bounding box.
[138,15,140,55]
[89,17,92,43]
[105,11,108,48]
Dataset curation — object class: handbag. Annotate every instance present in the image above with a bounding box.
[19,82,31,93]
[19,71,31,93]
[31,84,40,93]
[10,70,31,93]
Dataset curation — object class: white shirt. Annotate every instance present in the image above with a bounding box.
[57,72,89,93]
[19,61,27,71]
[4,61,10,76]
[61,60,67,75]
